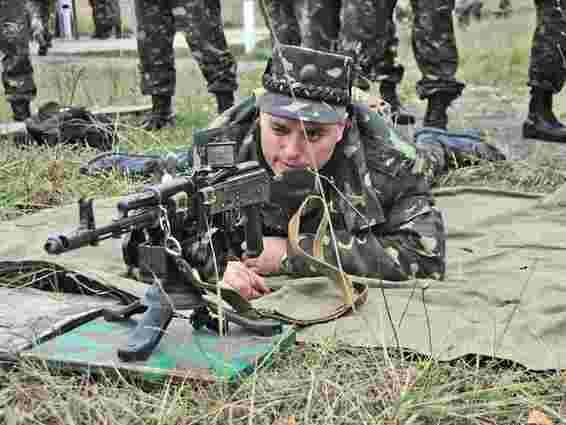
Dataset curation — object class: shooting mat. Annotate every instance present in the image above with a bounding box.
[2,184,566,370]
[20,314,295,382]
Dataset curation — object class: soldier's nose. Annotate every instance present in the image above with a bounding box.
[282,136,306,160]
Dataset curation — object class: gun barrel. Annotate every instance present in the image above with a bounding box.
[44,230,97,254]
[44,236,66,255]
[44,209,161,255]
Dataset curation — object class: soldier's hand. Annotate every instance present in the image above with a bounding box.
[222,261,270,300]
[243,237,287,275]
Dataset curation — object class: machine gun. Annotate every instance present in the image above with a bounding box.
[45,137,283,361]
[45,159,269,281]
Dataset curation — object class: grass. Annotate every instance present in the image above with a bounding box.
[3,4,566,424]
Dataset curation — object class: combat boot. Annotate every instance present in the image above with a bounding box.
[215,92,235,115]
[141,95,176,131]
[380,81,415,125]
[522,88,566,143]
[423,92,456,130]
[10,100,32,145]
[92,26,111,39]
[10,100,31,122]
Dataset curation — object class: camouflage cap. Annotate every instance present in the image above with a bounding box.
[258,45,353,124]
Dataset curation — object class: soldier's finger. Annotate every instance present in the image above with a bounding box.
[248,270,270,294]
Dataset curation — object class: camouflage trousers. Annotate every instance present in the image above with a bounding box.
[409,0,465,98]
[134,0,238,96]
[0,1,37,102]
[262,0,339,50]
[529,0,566,93]
[263,0,464,98]
[89,0,121,34]
[341,0,404,85]
[38,0,53,47]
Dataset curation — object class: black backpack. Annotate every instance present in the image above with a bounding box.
[26,102,116,150]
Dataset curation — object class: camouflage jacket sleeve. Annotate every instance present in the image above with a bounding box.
[285,105,447,281]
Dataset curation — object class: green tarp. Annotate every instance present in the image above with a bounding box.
[2,184,566,370]
[22,316,295,382]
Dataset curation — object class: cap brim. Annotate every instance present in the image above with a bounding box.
[258,92,346,124]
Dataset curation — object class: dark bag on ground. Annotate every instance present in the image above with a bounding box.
[26,102,116,150]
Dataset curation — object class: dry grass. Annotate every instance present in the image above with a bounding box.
[2,347,565,424]
[437,159,566,194]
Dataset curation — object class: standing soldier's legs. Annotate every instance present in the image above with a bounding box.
[340,0,415,124]
[89,0,100,37]
[93,0,119,38]
[294,0,341,51]
[0,3,37,121]
[262,0,302,46]
[38,0,53,55]
[135,0,176,130]
[378,0,416,125]
[177,0,238,114]
[340,0,383,91]
[411,0,465,129]
[108,0,122,38]
[523,0,566,142]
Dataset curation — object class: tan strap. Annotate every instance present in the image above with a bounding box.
[287,195,356,306]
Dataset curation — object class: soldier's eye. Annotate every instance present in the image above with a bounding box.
[305,128,323,141]
[272,125,288,135]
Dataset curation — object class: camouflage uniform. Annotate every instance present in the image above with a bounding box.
[37,0,53,53]
[528,0,566,94]
[88,0,121,38]
[265,1,463,127]
[340,0,465,100]
[134,0,237,98]
[208,96,446,280]
[261,0,301,46]
[340,0,404,86]
[410,0,465,100]
[0,0,38,104]
[262,0,340,51]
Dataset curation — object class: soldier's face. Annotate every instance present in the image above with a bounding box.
[259,113,345,175]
